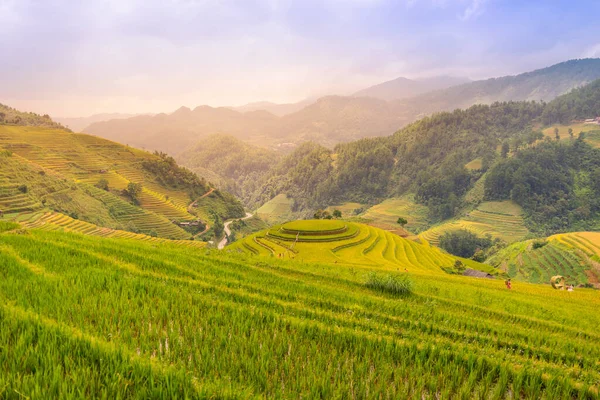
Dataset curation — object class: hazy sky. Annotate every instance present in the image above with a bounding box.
[2,0,600,117]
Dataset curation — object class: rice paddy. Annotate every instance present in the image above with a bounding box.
[0,125,219,239]
[255,193,294,224]
[419,201,529,246]
[485,232,600,287]
[229,220,496,275]
[1,225,600,398]
[359,195,430,235]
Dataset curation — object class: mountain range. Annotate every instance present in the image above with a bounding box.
[353,75,471,101]
[82,59,600,155]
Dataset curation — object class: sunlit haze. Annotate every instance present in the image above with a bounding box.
[2,0,600,117]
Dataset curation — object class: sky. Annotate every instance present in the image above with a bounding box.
[1,0,600,117]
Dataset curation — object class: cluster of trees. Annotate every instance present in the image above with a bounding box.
[0,103,69,130]
[124,182,143,205]
[313,209,342,219]
[485,138,600,234]
[177,135,279,204]
[142,152,211,200]
[438,229,494,260]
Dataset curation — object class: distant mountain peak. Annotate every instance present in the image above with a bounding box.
[353,75,471,101]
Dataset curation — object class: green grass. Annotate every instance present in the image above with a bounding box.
[0,221,20,232]
[1,227,600,398]
[543,123,600,147]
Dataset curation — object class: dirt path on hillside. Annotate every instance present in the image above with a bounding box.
[187,188,215,239]
[218,212,253,250]
[188,188,215,214]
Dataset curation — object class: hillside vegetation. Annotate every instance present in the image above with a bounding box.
[0,125,244,240]
[1,226,600,398]
[0,103,68,130]
[217,77,600,240]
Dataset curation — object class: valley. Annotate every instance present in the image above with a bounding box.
[2,45,600,397]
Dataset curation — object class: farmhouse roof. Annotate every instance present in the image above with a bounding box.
[463,268,494,279]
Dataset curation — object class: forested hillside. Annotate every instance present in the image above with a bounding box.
[193,77,600,239]
[485,138,600,234]
[541,78,600,124]
[0,103,68,130]
[177,135,281,200]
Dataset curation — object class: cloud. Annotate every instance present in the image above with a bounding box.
[460,0,487,21]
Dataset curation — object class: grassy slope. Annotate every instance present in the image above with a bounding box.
[0,125,240,239]
[419,201,529,246]
[1,227,599,398]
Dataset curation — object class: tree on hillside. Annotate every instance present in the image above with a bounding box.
[125,182,143,204]
[568,128,574,140]
[0,112,5,123]
[554,127,560,141]
[501,141,510,158]
[332,209,342,219]
[396,217,408,227]
[439,229,492,259]
[95,179,109,191]
[213,216,224,239]
[314,210,332,219]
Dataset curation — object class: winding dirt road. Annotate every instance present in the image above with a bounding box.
[218,212,253,250]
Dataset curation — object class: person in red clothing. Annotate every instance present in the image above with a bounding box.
[505,278,512,290]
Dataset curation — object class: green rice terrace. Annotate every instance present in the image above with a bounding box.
[1,223,600,398]
[229,220,494,274]
[419,201,529,246]
[0,125,243,240]
[485,232,600,288]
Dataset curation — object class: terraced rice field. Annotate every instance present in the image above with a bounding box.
[360,196,429,234]
[255,193,294,224]
[487,236,596,286]
[464,158,483,170]
[0,126,200,239]
[19,212,203,248]
[419,201,529,245]
[229,220,493,274]
[1,227,600,398]
[543,123,598,141]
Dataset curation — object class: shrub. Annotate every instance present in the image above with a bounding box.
[439,229,492,258]
[532,240,548,250]
[18,184,28,193]
[365,272,413,296]
[95,179,109,191]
